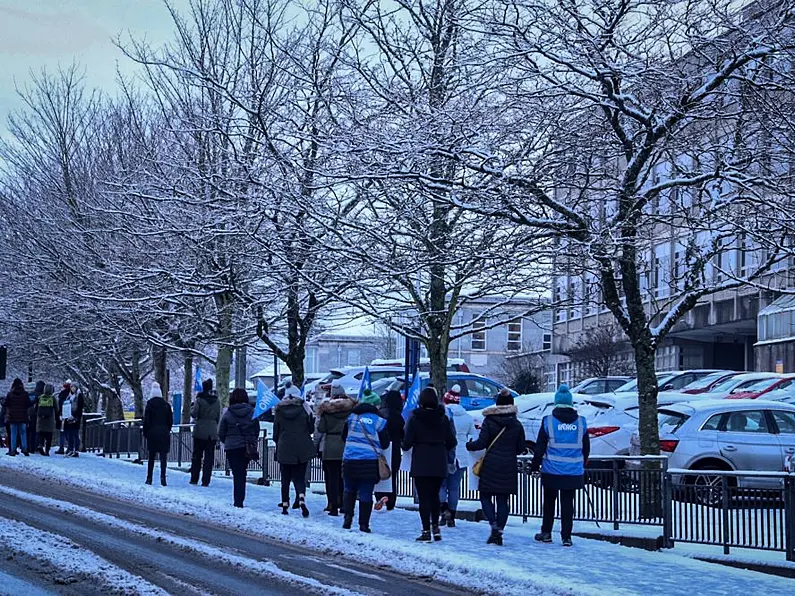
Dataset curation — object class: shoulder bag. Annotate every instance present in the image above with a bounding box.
[236,422,260,462]
[361,420,391,481]
[472,427,506,477]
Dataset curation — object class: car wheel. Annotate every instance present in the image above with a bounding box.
[686,464,734,507]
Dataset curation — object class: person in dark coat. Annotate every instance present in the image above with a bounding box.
[143,384,173,486]
[531,384,590,547]
[36,384,60,455]
[341,390,389,533]
[317,387,357,516]
[273,388,314,516]
[402,387,457,542]
[55,381,71,454]
[62,384,85,457]
[467,389,526,546]
[190,378,221,487]
[5,378,31,456]
[27,380,45,453]
[218,388,260,507]
[374,389,405,511]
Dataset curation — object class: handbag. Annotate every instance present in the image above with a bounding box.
[472,427,506,477]
[236,422,259,462]
[361,422,391,481]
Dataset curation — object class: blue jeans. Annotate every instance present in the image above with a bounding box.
[10,423,27,452]
[480,492,510,531]
[439,466,464,511]
[343,476,376,502]
[65,428,79,453]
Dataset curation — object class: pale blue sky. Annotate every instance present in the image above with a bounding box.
[0,0,189,127]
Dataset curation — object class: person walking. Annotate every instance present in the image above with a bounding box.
[402,387,456,542]
[218,388,260,508]
[273,385,314,517]
[374,389,405,511]
[5,379,31,456]
[27,381,45,454]
[54,381,71,455]
[531,384,589,547]
[317,384,357,516]
[36,384,59,456]
[341,389,389,533]
[440,385,475,527]
[143,384,173,486]
[62,384,84,457]
[190,379,221,487]
[466,389,526,546]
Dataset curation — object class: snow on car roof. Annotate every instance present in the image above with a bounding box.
[663,398,795,413]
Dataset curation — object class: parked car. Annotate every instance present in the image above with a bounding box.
[678,371,744,394]
[725,375,795,400]
[370,357,470,373]
[570,377,631,396]
[666,372,784,400]
[604,371,682,396]
[631,399,795,492]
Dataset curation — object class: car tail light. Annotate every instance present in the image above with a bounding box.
[587,426,620,437]
[659,439,679,453]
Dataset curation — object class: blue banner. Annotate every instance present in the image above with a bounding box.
[402,373,422,422]
[193,367,202,393]
[172,393,182,425]
[357,366,371,400]
[253,380,279,419]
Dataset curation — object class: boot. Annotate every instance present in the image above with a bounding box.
[487,528,499,545]
[432,524,442,542]
[145,475,153,485]
[298,494,309,518]
[280,502,289,515]
[161,475,167,487]
[292,497,300,510]
[494,529,504,546]
[374,496,389,511]
[562,537,573,547]
[447,510,456,527]
[440,503,449,524]
[6,451,15,457]
[415,530,432,542]
[55,447,65,455]
[342,492,355,529]
[23,451,29,457]
[534,532,552,543]
[358,501,373,533]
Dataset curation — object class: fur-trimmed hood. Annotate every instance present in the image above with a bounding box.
[482,404,518,417]
[275,397,304,409]
[317,397,357,416]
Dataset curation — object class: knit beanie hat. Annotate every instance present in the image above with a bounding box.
[554,384,574,407]
[330,381,347,398]
[284,385,302,399]
[149,384,163,400]
[360,389,381,406]
[496,388,514,406]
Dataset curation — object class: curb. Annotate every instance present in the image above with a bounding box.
[691,556,795,580]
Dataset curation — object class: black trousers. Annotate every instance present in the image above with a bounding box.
[322,460,343,509]
[541,486,576,539]
[27,423,37,451]
[147,451,168,481]
[414,476,444,531]
[374,444,402,510]
[190,438,215,486]
[281,462,308,503]
[226,448,248,507]
[38,432,53,452]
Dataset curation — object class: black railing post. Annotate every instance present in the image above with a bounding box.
[263,439,271,486]
[612,459,620,531]
[662,470,674,549]
[785,475,795,563]
[722,475,731,556]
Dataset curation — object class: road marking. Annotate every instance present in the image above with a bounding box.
[325,564,387,582]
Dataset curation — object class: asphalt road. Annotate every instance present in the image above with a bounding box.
[0,472,472,596]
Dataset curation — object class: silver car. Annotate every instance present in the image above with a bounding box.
[647,399,795,489]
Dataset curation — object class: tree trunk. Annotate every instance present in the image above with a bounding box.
[287,349,306,389]
[131,382,145,420]
[153,345,169,398]
[426,333,449,395]
[634,341,660,456]
[182,352,193,425]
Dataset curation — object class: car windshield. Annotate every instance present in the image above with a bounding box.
[708,376,749,394]
[735,377,782,393]
[615,372,674,393]
[658,410,690,434]
[682,372,732,391]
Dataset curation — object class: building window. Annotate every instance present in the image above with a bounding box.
[506,319,522,352]
[471,320,487,351]
[347,349,361,367]
[656,345,678,371]
[542,333,552,351]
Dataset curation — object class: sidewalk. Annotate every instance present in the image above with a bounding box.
[1,454,794,596]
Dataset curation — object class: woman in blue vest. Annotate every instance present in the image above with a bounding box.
[530,384,590,547]
[341,389,390,532]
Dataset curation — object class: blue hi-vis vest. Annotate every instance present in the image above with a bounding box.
[541,414,586,476]
[343,412,387,461]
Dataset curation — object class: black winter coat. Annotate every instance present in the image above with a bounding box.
[402,405,457,478]
[62,392,85,430]
[273,398,314,464]
[530,406,591,491]
[143,397,173,454]
[467,404,526,494]
[379,390,405,448]
[218,403,259,452]
[4,387,30,424]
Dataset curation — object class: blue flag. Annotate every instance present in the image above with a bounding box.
[357,366,371,400]
[193,367,202,393]
[253,380,279,419]
[402,373,422,422]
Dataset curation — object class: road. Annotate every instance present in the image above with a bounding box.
[0,471,472,596]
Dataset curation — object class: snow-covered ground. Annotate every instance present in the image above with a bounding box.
[1,455,793,596]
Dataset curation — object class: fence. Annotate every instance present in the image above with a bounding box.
[85,418,794,560]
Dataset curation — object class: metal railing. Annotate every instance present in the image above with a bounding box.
[83,420,795,561]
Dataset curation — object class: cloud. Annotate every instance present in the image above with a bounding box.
[0,3,110,56]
